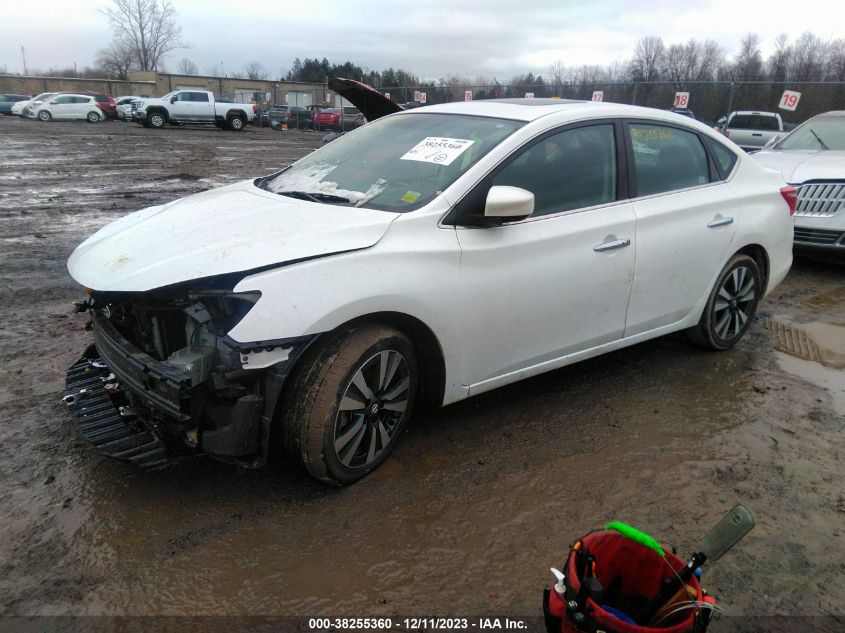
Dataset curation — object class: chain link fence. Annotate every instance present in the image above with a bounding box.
[382,81,844,127]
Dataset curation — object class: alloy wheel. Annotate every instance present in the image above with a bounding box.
[713,265,756,340]
[333,350,410,469]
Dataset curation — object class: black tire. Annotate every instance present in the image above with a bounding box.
[277,324,418,485]
[148,111,166,128]
[688,254,762,350]
[37,110,51,122]
[86,111,101,123]
[228,115,245,131]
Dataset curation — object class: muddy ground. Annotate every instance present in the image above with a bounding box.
[0,116,843,630]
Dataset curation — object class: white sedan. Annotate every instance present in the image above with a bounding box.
[65,100,793,484]
[35,94,104,122]
[752,111,845,253]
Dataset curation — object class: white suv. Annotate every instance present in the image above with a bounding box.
[35,94,103,122]
[65,100,793,484]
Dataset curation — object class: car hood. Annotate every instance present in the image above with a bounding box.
[67,179,399,292]
[751,150,845,183]
[328,77,403,121]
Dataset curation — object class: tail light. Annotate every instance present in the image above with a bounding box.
[780,186,797,215]
[252,104,257,113]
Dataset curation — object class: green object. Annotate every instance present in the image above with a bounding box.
[605,521,665,557]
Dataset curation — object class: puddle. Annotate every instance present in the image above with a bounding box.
[775,351,845,415]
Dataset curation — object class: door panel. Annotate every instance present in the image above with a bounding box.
[623,121,737,336]
[456,203,636,386]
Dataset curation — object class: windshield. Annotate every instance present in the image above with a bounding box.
[775,117,845,151]
[261,113,523,211]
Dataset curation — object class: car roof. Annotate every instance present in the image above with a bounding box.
[731,111,780,117]
[398,99,718,127]
[811,110,845,118]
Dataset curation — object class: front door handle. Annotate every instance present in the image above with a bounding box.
[707,216,734,228]
[751,133,762,137]
[593,238,631,252]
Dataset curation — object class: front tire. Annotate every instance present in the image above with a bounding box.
[38,110,51,122]
[148,112,166,128]
[688,254,762,350]
[277,324,418,485]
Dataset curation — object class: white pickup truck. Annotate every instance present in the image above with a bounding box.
[131,89,255,131]
[719,111,784,152]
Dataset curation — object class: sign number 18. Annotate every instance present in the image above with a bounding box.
[674,92,689,108]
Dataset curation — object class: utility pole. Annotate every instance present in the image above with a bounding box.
[21,45,28,75]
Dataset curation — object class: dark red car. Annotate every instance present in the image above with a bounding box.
[313,107,341,130]
[79,92,117,120]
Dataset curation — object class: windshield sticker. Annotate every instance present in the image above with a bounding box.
[400,190,422,203]
[400,137,475,166]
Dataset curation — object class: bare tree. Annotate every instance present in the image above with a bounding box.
[96,42,135,79]
[733,33,763,81]
[244,61,268,80]
[767,33,791,82]
[827,38,845,81]
[548,59,565,95]
[630,36,665,82]
[177,57,198,75]
[102,0,184,72]
[788,32,827,81]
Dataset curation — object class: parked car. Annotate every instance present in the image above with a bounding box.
[671,108,696,120]
[19,92,58,117]
[313,107,342,130]
[752,111,845,253]
[65,99,792,484]
[115,96,142,121]
[78,92,117,120]
[285,105,313,129]
[719,111,783,152]
[131,90,255,130]
[35,94,105,122]
[0,94,31,115]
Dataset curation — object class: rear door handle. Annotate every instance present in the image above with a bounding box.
[593,238,631,252]
[751,133,762,137]
[707,216,734,228]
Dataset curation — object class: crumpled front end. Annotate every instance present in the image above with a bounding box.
[63,287,313,468]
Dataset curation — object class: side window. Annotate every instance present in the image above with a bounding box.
[492,124,617,217]
[74,97,90,104]
[704,137,738,179]
[53,96,72,104]
[629,123,709,196]
[190,92,209,102]
[175,92,191,101]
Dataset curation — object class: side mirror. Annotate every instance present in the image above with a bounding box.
[170,96,178,103]
[484,186,534,222]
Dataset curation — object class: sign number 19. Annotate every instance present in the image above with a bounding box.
[779,90,801,111]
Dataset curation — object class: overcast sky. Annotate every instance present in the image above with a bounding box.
[1,0,842,81]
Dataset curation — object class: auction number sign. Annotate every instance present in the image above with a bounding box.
[465,90,473,101]
[419,92,427,103]
[779,90,801,111]
[525,92,535,99]
[592,91,604,102]
[384,92,390,100]
[674,92,690,108]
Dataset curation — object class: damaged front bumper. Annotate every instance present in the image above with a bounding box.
[64,302,314,469]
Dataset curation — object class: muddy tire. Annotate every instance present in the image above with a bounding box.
[37,110,51,122]
[277,324,418,485]
[148,112,166,128]
[688,254,762,350]
[228,115,245,131]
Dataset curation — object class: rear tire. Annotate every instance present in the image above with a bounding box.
[276,324,418,485]
[687,254,762,350]
[86,111,101,123]
[228,115,245,131]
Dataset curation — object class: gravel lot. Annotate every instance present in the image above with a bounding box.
[1,116,843,630]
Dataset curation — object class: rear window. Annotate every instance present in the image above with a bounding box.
[728,115,780,131]
[94,95,110,103]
